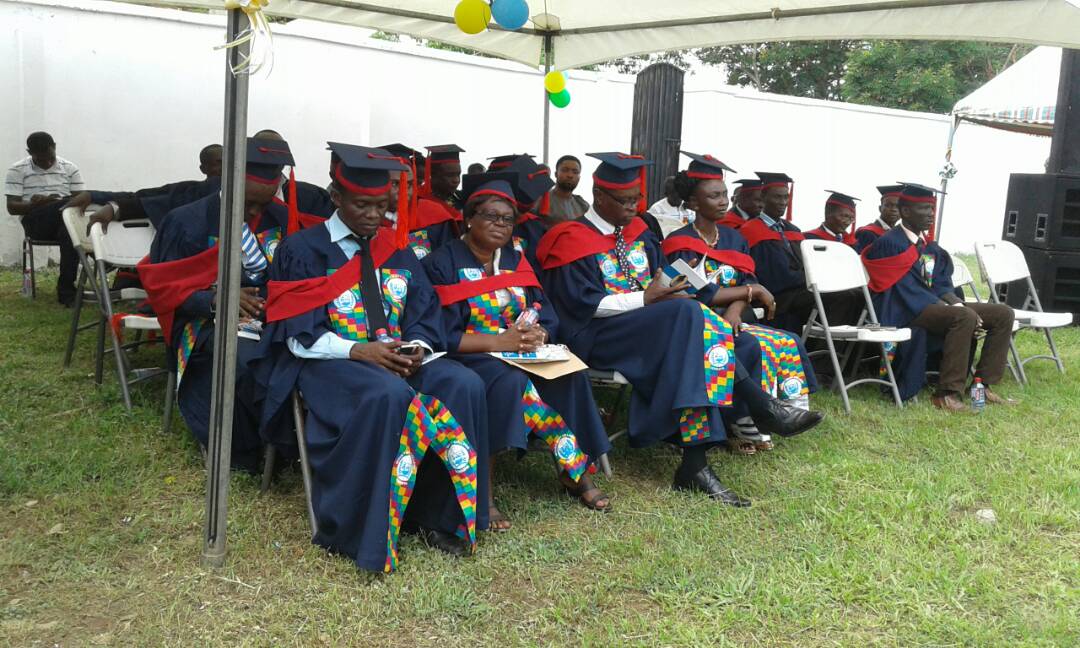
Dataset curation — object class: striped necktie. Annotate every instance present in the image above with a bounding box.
[240,225,267,280]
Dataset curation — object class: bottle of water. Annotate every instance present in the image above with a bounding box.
[21,264,33,298]
[515,302,542,328]
[970,377,986,413]
[374,328,395,344]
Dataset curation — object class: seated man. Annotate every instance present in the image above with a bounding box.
[718,178,763,229]
[862,182,1016,411]
[254,129,336,224]
[547,155,591,221]
[257,142,488,570]
[5,131,84,305]
[854,185,902,253]
[647,175,696,237]
[139,137,298,472]
[804,191,858,245]
[538,153,823,506]
[409,144,466,259]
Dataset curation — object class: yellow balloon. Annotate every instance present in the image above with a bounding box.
[454,0,491,35]
[543,71,566,94]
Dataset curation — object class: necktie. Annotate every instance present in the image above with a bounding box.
[358,237,390,340]
[774,221,801,269]
[240,225,267,281]
[613,226,643,291]
[835,233,843,243]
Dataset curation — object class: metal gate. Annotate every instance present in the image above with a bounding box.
[631,63,685,207]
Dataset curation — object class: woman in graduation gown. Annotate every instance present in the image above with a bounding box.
[140,137,298,472]
[662,153,819,455]
[424,172,611,530]
[537,152,824,507]
[256,143,488,572]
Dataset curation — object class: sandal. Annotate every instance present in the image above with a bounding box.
[753,435,775,452]
[729,417,766,454]
[726,439,757,455]
[488,505,512,532]
[561,473,611,512]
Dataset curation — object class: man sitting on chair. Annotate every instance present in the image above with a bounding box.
[804,191,858,246]
[862,183,1017,411]
[854,185,902,252]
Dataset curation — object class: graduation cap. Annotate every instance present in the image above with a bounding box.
[246,137,295,183]
[896,181,944,204]
[488,153,534,171]
[588,152,653,212]
[733,178,764,194]
[876,184,904,199]
[681,151,736,180]
[328,142,412,248]
[824,190,860,213]
[421,144,464,191]
[504,157,553,204]
[755,171,795,220]
[379,143,423,167]
[458,172,519,212]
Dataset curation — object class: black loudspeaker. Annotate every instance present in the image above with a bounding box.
[1001,173,1080,250]
[1001,246,1080,316]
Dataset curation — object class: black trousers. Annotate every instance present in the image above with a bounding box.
[21,202,78,301]
[771,286,863,334]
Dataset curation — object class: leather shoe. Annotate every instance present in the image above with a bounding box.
[417,527,468,557]
[982,387,1017,406]
[931,392,965,412]
[752,399,825,438]
[673,466,751,507]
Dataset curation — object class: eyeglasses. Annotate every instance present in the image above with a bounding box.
[474,212,516,226]
[599,189,643,209]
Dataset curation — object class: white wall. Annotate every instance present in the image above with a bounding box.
[0,0,1050,265]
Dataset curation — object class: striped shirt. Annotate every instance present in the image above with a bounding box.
[5,156,84,200]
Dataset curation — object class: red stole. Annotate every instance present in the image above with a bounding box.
[739,218,806,249]
[137,245,219,344]
[660,235,756,274]
[856,223,887,239]
[718,210,749,230]
[536,217,648,270]
[433,255,541,305]
[805,226,856,246]
[861,245,918,292]
[413,196,462,230]
[264,229,397,323]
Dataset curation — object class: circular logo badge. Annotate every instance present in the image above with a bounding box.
[385,276,408,301]
[600,259,618,278]
[782,377,803,398]
[707,344,730,369]
[463,267,484,281]
[412,246,429,260]
[265,238,279,258]
[923,258,935,278]
[554,435,578,462]
[394,452,415,484]
[719,264,736,285]
[445,442,471,473]
[628,249,648,270]
[333,290,357,312]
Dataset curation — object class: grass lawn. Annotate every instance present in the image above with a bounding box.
[2,267,1078,647]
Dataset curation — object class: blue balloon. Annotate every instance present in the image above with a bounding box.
[491,0,529,30]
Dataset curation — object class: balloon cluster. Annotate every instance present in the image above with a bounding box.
[454,0,529,34]
[544,71,570,108]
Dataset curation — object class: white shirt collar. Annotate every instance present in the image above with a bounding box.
[733,205,752,221]
[899,222,923,245]
[584,205,616,235]
[822,225,841,238]
[326,211,355,243]
[875,218,890,230]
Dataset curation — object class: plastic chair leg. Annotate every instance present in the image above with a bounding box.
[293,393,318,539]
[94,316,107,385]
[1008,338,1027,385]
[110,324,133,410]
[162,368,176,435]
[1043,328,1065,373]
[260,445,276,494]
[63,267,87,368]
[598,453,612,478]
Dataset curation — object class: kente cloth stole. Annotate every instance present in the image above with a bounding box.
[742,323,809,398]
[703,257,742,287]
[595,240,651,295]
[879,341,898,379]
[677,304,737,444]
[521,380,588,481]
[920,253,936,287]
[385,393,478,573]
[458,268,528,334]
[407,229,431,259]
[678,407,711,444]
[175,319,204,389]
[512,235,526,252]
[326,268,411,342]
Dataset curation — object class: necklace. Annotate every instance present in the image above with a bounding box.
[693,222,719,247]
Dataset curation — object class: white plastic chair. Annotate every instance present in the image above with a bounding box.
[800,239,912,413]
[974,240,1072,381]
[62,205,104,368]
[89,221,175,424]
[587,369,628,477]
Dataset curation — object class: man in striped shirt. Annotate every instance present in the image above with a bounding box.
[6,132,84,304]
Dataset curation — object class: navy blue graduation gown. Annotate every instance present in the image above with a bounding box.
[257,223,489,572]
[854,222,888,254]
[285,180,336,218]
[92,176,221,228]
[423,239,610,461]
[742,217,806,297]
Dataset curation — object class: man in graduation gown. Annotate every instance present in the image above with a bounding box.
[407,144,465,259]
[139,137,297,472]
[538,153,823,506]
[804,191,859,245]
[718,178,763,230]
[854,185,903,253]
[862,183,1016,411]
[252,129,336,226]
[257,143,488,570]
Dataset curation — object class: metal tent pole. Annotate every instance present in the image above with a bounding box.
[934,114,960,241]
[202,7,249,568]
[542,34,552,166]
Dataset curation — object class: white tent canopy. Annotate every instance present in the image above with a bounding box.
[951,45,1061,136]
[139,0,1080,70]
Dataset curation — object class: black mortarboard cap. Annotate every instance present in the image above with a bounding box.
[681,151,736,180]
[755,171,793,189]
[458,171,519,210]
[876,184,904,198]
[425,144,465,164]
[824,190,860,212]
[733,178,764,192]
[488,153,534,171]
[327,142,407,194]
[379,143,422,165]
[505,156,554,206]
[247,137,295,181]
[588,152,653,189]
[897,181,944,204]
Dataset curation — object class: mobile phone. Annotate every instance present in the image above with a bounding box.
[397,343,422,355]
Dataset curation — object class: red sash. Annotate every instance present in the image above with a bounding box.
[536,217,648,270]
[137,245,219,344]
[718,210,748,230]
[264,229,397,323]
[805,227,856,246]
[739,218,806,249]
[413,196,462,230]
[856,223,887,239]
[433,255,541,305]
[660,235,756,274]
[861,245,918,292]
[272,195,327,233]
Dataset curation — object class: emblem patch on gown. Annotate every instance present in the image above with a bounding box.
[921,254,935,286]
[707,344,731,369]
[445,442,471,473]
[719,264,736,285]
[463,267,484,281]
[333,290,357,311]
[384,275,408,301]
[782,376,803,398]
[600,258,618,278]
[394,452,415,484]
[627,249,648,271]
[554,435,577,462]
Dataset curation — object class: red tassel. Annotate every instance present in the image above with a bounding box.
[421,156,432,198]
[286,169,300,235]
[785,181,794,222]
[539,191,550,217]
[110,312,129,339]
[395,170,410,250]
[637,167,647,213]
[410,158,419,218]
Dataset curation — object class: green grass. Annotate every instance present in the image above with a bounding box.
[2,267,1078,647]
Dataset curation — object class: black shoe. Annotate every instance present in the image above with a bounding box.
[417,527,469,558]
[752,399,824,438]
[673,466,751,507]
[57,294,75,308]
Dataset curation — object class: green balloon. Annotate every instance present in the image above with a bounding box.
[549,89,571,108]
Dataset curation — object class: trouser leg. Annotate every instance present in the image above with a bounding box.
[967,302,1015,386]
[909,304,978,394]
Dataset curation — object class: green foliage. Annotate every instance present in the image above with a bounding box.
[698,42,857,101]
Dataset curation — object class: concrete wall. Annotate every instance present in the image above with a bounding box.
[1,0,1050,265]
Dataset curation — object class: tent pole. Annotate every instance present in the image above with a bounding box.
[202,7,249,569]
[934,114,960,241]
[542,33,552,166]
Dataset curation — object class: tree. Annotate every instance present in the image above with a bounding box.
[697,42,858,100]
[842,41,1030,113]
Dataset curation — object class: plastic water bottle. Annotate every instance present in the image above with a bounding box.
[21,265,33,298]
[515,302,542,328]
[375,328,395,344]
[970,377,986,413]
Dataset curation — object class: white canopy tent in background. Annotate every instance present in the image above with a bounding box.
[100,0,1080,566]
